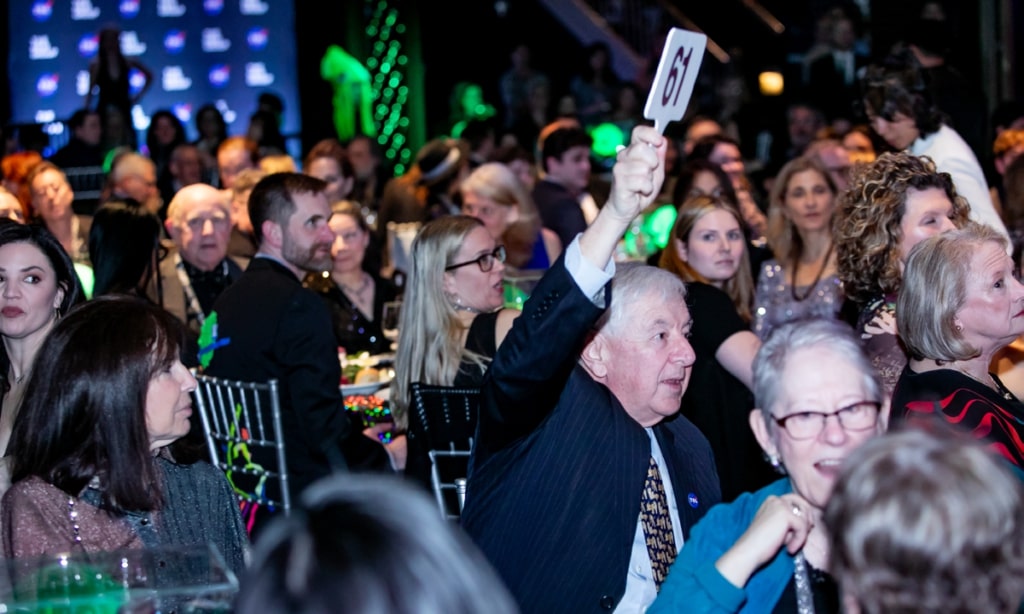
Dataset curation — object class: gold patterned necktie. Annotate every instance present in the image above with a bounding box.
[641,455,677,588]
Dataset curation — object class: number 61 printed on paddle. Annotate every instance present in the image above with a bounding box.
[643,28,708,135]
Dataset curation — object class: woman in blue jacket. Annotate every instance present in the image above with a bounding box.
[651,318,885,613]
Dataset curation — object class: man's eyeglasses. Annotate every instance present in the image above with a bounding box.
[445,245,507,272]
[772,401,880,440]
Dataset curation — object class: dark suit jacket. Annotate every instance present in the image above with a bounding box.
[156,249,245,337]
[805,51,868,121]
[461,258,721,613]
[205,257,389,500]
[532,179,587,250]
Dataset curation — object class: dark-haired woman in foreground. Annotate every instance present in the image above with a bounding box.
[1,296,247,573]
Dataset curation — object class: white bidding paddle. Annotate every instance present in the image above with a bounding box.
[643,28,708,135]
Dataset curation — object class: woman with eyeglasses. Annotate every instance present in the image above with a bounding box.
[391,216,520,488]
[651,318,885,614]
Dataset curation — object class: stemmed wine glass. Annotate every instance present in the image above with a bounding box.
[382,300,401,347]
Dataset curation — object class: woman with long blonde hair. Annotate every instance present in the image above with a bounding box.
[391,216,520,488]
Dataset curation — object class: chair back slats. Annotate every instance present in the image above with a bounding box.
[192,373,291,520]
[409,383,480,520]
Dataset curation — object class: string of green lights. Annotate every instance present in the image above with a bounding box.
[362,0,422,176]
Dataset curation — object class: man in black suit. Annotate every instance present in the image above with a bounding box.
[204,173,390,504]
[804,13,867,123]
[462,126,722,613]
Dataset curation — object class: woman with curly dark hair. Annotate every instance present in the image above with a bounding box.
[833,152,969,394]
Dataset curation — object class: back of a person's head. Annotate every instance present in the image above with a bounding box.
[414,138,467,189]
[303,138,353,178]
[827,428,1024,614]
[460,118,497,150]
[68,108,94,132]
[905,17,953,58]
[217,136,260,164]
[861,49,944,136]
[235,474,519,614]
[687,133,740,163]
[1004,152,1024,230]
[110,152,154,184]
[88,198,160,296]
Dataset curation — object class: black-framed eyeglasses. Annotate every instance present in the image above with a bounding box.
[445,245,506,272]
[772,401,880,440]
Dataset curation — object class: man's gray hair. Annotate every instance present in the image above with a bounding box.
[594,263,688,337]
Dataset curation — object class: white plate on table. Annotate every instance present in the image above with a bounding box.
[340,367,394,397]
[341,380,389,397]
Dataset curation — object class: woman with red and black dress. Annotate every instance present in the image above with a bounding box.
[892,224,1024,477]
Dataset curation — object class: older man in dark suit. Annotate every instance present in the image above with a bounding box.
[158,183,244,339]
[462,125,721,613]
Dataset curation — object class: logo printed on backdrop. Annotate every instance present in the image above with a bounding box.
[34,110,57,124]
[157,0,187,17]
[246,28,269,51]
[37,74,59,97]
[245,62,274,87]
[129,69,148,94]
[164,30,187,54]
[78,34,99,57]
[71,0,101,20]
[642,27,708,135]
[209,65,231,88]
[75,71,91,96]
[215,100,237,124]
[31,0,54,22]
[202,28,232,53]
[173,104,193,125]
[120,31,147,55]
[162,66,192,91]
[29,35,59,60]
[203,0,225,16]
[119,0,140,18]
[240,0,269,16]
[10,0,299,153]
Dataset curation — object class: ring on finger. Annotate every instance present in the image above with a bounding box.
[791,504,803,518]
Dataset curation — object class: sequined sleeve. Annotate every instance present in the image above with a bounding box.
[752,261,776,339]
[753,260,844,341]
[855,298,905,398]
[1,477,142,559]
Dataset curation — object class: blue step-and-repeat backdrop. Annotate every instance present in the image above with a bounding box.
[7,0,299,146]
